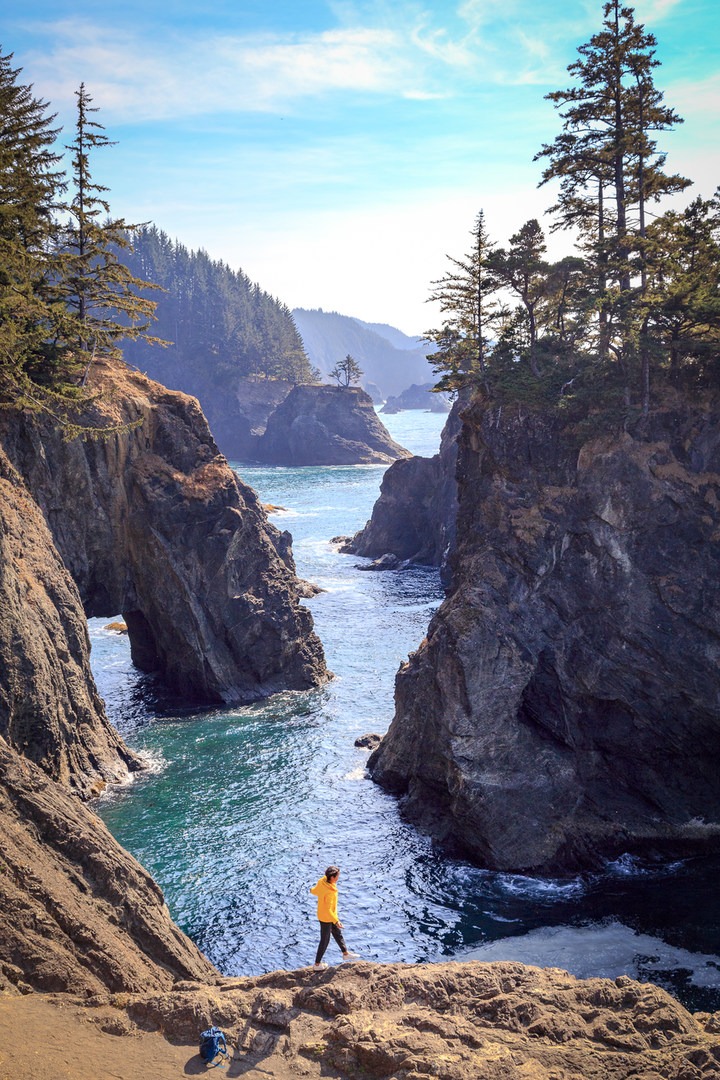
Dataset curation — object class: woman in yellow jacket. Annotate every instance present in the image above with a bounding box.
[310,865,354,967]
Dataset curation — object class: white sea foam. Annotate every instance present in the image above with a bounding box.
[458,921,720,989]
[494,872,586,900]
[343,766,367,781]
[134,748,167,774]
[604,853,686,877]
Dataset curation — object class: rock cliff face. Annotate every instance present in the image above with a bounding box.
[0,447,140,797]
[0,443,218,994]
[0,359,327,706]
[202,375,293,461]
[0,737,218,994]
[344,399,461,572]
[254,384,411,465]
[370,394,720,873]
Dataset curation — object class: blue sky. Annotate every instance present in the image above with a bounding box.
[4,0,719,333]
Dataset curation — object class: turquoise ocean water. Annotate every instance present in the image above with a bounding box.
[94,409,720,1010]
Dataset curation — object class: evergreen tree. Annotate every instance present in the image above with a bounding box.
[329,353,363,387]
[646,192,720,383]
[0,48,67,407]
[536,0,690,404]
[51,83,159,376]
[489,219,549,376]
[424,210,502,392]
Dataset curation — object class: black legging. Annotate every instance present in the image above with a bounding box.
[315,921,347,964]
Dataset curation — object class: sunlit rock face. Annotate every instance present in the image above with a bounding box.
[254,384,412,465]
[370,393,720,873]
[0,358,327,706]
[0,736,219,994]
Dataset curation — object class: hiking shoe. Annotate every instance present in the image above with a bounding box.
[313,962,328,969]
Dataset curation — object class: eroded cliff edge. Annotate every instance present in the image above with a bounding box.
[370,393,720,873]
[1,384,719,1075]
[0,358,327,705]
[0,444,218,992]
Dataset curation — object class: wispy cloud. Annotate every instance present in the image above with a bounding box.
[633,0,685,22]
[21,5,586,124]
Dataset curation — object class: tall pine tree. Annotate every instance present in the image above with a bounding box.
[424,210,501,393]
[536,0,690,408]
[0,47,67,406]
[52,83,159,377]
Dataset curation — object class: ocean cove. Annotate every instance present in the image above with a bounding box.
[95,410,720,1011]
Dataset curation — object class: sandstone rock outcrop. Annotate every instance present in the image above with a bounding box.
[0,447,140,797]
[0,737,218,995]
[3,960,718,1079]
[370,394,720,873]
[0,359,327,705]
[254,384,411,465]
[344,399,461,572]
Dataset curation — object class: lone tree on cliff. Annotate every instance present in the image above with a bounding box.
[329,353,363,387]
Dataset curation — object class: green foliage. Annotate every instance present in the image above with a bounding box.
[328,353,363,386]
[0,47,68,408]
[0,58,160,433]
[426,1,719,419]
[51,84,160,367]
[424,210,501,392]
[119,225,314,389]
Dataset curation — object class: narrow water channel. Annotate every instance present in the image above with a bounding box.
[94,409,720,1011]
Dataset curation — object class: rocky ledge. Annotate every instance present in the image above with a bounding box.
[0,358,327,705]
[370,393,720,873]
[2,960,718,1080]
[254,384,411,465]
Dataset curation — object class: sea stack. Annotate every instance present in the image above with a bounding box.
[254,384,412,465]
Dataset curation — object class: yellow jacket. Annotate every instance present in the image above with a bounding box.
[310,876,339,923]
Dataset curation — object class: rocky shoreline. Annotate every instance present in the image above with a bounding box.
[2,367,719,1078]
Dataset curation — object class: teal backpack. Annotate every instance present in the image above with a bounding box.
[199,1026,228,1064]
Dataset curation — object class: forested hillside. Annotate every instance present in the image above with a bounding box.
[292,308,431,399]
[121,225,315,394]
